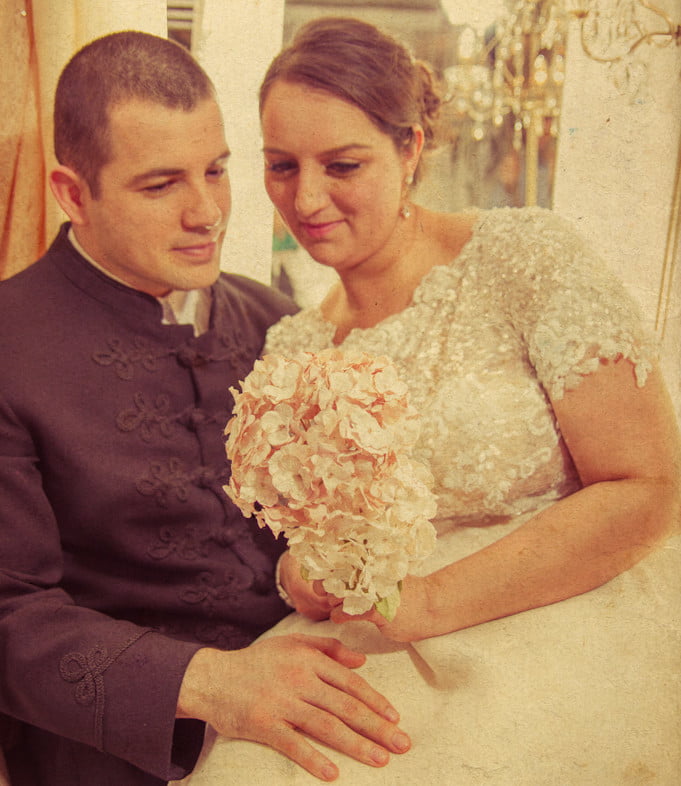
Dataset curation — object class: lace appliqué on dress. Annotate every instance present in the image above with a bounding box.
[264,208,657,528]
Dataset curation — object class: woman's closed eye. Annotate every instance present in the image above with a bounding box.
[266,160,297,176]
[325,161,361,176]
[265,160,362,178]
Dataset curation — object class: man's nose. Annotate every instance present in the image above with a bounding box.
[183,185,224,230]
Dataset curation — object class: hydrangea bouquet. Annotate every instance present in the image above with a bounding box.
[224,349,437,620]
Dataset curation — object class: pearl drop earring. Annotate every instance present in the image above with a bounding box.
[400,173,414,218]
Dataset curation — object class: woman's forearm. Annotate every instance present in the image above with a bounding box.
[420,476,678,639]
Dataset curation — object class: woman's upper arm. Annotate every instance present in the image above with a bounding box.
[551,358,681,488]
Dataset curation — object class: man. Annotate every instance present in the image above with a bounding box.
[0,31,409,785]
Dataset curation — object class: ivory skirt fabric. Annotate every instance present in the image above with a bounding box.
[175,524,681,786]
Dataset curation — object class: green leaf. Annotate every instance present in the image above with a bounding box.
[374,587,401,622]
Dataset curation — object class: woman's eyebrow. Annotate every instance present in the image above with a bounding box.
[262,143,372,155]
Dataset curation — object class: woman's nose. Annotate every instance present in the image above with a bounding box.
[294,168,328,217]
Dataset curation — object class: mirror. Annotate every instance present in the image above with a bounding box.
[280,0,566,213]
[167,0,680,404]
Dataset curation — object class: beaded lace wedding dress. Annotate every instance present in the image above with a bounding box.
[175,208,681,785]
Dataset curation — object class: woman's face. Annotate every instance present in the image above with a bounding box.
[261,80,419,274]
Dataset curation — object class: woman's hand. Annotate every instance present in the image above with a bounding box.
[278,551,335,621]
[283,551,434,642]
[279,552,434,639]
[323,576,433,643]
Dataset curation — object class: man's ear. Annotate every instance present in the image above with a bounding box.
[49,165,91,225]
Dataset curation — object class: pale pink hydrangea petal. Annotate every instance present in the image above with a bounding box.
[223,349,438,617]
[260,404,296,446]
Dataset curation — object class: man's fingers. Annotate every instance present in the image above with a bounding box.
[200,635,409,780]
[293,635,402,724]
[238,672,408,781]
[285,635,407,744]
[314,670,409,751]
[293,706,394,770]
[266,724,340,782]
[291,634,366,670]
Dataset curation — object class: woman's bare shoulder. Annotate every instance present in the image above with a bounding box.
[416,207,480,261]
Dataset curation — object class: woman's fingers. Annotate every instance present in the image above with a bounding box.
[312,581,343,604]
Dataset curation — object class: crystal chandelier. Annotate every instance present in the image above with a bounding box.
[441,0,679,205]
[443,0,569,204]
[568,0,680,95]
[444,1,569,140]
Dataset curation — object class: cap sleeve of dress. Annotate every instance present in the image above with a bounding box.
[482,208,658,400]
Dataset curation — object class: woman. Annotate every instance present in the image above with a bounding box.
[177,17,681,785]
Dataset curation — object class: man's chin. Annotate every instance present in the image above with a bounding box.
[180,260,222,290]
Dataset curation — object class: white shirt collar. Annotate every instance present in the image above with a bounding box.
[68,227,212,336]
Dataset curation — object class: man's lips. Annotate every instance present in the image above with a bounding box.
[173,240,218,261]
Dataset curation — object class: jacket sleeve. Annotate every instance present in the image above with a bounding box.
[0,391,204,782]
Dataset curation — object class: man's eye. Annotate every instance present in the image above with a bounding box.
[207,166,226,179]
[143,181,173,194]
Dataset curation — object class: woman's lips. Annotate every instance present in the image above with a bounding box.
[300,220,343,240]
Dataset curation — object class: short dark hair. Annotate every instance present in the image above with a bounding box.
[54,30,215,196]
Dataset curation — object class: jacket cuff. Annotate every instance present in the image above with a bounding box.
[100,631,204,780]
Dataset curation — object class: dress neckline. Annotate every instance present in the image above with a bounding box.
[315,209,484,346]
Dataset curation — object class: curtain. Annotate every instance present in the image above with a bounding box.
[0,0,167,280]
[0,0,44,280]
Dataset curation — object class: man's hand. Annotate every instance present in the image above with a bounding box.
[177,634,411,782]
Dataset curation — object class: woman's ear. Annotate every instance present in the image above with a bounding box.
[48,165,91,226]
[405,124,425,175]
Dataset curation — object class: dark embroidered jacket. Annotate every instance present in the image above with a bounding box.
[0,225,298,785]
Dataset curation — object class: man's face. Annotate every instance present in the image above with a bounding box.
[75,98,231,296]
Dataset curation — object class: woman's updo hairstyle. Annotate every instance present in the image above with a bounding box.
[259,16,445,185]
